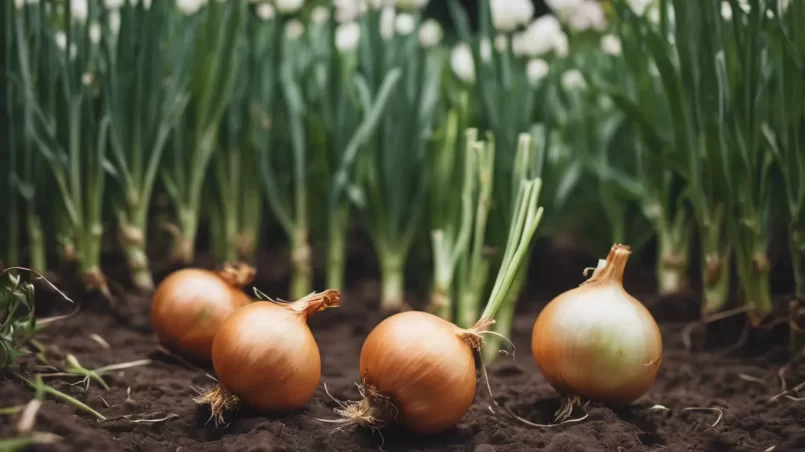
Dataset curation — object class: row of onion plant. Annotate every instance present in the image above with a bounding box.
[598,0,802,336]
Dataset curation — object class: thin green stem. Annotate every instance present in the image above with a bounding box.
[118,207,153,291]
[169,205,197,265]
[237,175,263,262]
[480,177,544,321]
[13,373,106,421]
[656,219,691,295]
[482,262,526,362]
[736,230,773,326]
[379,253,405,313]
[792,227,805,299]
[26,212,45,272]
[290,229,312,301]
[326,208,349,290]
[700,207,731,317]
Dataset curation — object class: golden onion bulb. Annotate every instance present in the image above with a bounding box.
[531,244,663,404]
[151,264,254,361]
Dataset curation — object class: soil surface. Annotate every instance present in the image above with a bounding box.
[2,244,804,452]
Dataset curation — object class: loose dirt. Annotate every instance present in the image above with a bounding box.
[2,244,803,451]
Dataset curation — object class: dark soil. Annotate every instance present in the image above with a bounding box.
[2,243,804,452]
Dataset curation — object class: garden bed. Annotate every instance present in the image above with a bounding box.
[1,244,804,452]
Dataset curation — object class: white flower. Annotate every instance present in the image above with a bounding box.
[311,6,330,24]
[778,0,790,12]
[256,3,275,20]
[450,43,475,85]
[105,0,125,9]
[527,58,549,85]
[176,0,205,15]
[276,0,304,14]
[561,69,585,91]
[380,7,395,39]
[626,0,653,16]
[568,0,606,32]
[737,0,750,13]
[334,0,364,22]
[720,1,733,19]
[395,13,415,35]
[397,0,428,10]
[109,10,121,35]
[494,34,507,53]
[418,19,443,48]
[71,0,89,21]
[54,31,67,50]
[490,0,534,32]
[545,0,583,21]
[335,21,361,52]
[480,38,492,61]
[14,0,24,10]
[89,22,102,44]
[515,15,563,57]
[553,32,569,57]
[143,0,152,10]
[601,34,621,56]
[285,18,305,39]
[82,72,94,86]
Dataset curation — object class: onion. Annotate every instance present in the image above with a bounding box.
[150,263,254,361]
[531,244,662,416]
[196,289,340,420]
[329,311,494,435]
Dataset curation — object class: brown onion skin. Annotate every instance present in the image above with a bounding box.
[359,311,477,435]
[211,302,320,412]
[531,245,663,404]
[151,268,250,361]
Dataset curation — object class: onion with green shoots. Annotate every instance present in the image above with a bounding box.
[322,173,544,435]
[530,244,662,422]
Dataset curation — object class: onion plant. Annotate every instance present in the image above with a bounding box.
[352,6,442,312]
[302,14,402,291]
[248,10,316,300]
[103,0,191,290]
[13,2,112,295]
[763,0,804,298]
[161,1,246,265]
[712,0,775,324]
[614,0,734,316]
[6,2,55,273]
[4,4,19,268]
[448,0,559,348]
[427,125,492,324]
[209,62,262,264]
[597,10,694,295]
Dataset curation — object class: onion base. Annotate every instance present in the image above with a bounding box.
[193,383,241,426]
[327,383,399,431]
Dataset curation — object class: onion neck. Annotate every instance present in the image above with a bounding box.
[288,289,341,320]
[582,243,631,288]
[458,318,495,351]
[217,262,256,288]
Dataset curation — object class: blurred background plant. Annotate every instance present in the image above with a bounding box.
[4,0,804,356]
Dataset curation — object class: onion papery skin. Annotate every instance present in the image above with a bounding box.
[359,311,477,435]
[151,268,251,361]
[211,290,340,413]
[531,245,663,404]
